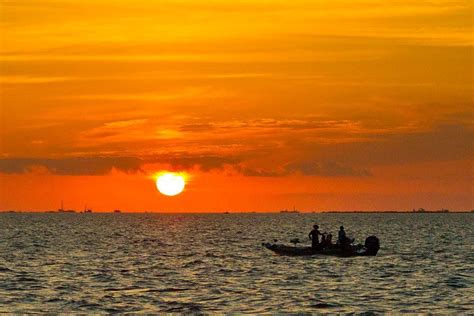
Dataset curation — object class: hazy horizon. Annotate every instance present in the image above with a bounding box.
[1,209,471,213]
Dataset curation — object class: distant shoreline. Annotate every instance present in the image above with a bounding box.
[1,210,473,214]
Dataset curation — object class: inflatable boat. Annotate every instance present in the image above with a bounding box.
[263,236,380,257]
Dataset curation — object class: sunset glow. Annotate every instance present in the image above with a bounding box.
[0,0,472,212]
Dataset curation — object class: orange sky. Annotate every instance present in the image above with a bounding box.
[0,0,473,212]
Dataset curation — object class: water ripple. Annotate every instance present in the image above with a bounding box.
[0,213,472,313]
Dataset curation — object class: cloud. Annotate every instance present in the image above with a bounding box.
[235,166,283,177]
[238,161,372,177]
[0,157,143,175]
[0,75,74,84]
[146,155,240,172]
[285,161,372,177]
[0,154,371,178]
[0,154,240,175]
[309,124,473,167]
[1,124,470,177]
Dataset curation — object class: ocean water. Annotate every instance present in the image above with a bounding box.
[0,213,472,313]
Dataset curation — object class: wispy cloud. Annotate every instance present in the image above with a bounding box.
[284,161,372,177]
[0,75,74,84]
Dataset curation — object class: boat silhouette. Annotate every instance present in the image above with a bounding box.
[263,236,380,257]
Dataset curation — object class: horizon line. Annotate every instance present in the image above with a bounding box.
[1,210,472,214]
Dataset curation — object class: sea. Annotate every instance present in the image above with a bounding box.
[0,212,472,313]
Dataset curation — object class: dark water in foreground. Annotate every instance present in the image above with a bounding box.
[0,213,472,313]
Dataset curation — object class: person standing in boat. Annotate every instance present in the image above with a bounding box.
[309,225,324,250]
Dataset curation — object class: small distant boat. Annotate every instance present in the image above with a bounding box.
[263,236,380,257]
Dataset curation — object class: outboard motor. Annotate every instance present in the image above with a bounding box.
[364,236,380,256]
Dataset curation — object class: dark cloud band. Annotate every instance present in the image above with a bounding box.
[0,157,143,175]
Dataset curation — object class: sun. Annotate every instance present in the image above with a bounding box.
[155,172,186,196]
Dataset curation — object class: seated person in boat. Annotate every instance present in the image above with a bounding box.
[323,233,333,248]
[308,225,324,250]
[338,226,356,249]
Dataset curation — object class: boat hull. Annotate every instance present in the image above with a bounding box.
[263,236,380,257]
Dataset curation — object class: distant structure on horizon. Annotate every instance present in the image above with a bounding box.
[413,208,427,213]
[280,206,300,213]
[57,200,76,213]
[114,209,122,213]
[83,205,93,213]
[412,208,450,213]
[58,200,65,212]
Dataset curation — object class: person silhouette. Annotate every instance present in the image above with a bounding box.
[326,233,333,247]
[309,224,324,250]
[338,226,349,249]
